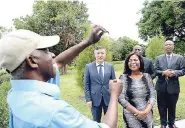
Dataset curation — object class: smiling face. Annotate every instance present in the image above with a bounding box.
[128,54,140,72]
[124,52,144,75]
[94,47,106,64]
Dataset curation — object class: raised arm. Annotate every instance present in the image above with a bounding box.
[103,79,123,128]
[54,25,107,69]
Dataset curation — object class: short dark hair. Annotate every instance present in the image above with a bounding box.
[11,61,26,79]
[124,52,144,75]
[94,46,106,51]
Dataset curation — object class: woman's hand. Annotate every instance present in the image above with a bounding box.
[134,111,149,120]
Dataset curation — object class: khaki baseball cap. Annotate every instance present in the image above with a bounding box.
[0,29,60,72]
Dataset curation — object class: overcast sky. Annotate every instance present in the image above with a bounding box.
[0,0,145,43]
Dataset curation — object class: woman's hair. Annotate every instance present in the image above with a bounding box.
[124,52,144,75]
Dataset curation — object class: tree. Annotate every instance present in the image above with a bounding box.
[110,36,139,61]
[75,24,112,90]
[145,34,165,62]
[13,1,89,55]
[118,36,139,60]
[174,41,185,56]
[137,1,185,42]
[13,0,89,73]
[110,39,122,61]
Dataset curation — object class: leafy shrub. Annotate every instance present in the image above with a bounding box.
[0,70,11,85]
[0,81,11,128]
[0,69,11,128]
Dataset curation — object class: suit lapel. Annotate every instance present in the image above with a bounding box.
[103,62,107,84]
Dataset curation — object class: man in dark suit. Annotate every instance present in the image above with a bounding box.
[133,45,156,79]
[155,40,185,128]
[84,46,116,122]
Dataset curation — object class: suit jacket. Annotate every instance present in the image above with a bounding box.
[155,53,185,94]
[84,61,116,106]
[143,57,156,79]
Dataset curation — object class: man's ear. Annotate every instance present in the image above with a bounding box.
[25,56,38,69]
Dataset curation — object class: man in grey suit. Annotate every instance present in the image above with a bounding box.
[84,46,116,122]
[133,45,156,79]
[155,40,185,128]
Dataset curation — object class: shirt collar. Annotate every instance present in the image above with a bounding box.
[96,62,104,67]
[166,53,173,58]
[10,80,61,99]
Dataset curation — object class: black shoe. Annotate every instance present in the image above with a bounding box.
[160,125,166,128]
[168,124,178,128]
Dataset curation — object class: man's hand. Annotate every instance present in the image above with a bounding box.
[88,25,108,44]
[162,69,171,77]
[87,101,92,108]
[163,69,176,78]
[109,79,123,97]
[169,70,176,77]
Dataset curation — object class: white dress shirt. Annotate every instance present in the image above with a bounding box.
[166,53,173,60]
[96,62,105,77]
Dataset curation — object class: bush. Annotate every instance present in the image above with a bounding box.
[0,69,11,85]
[145,34,165,62]
[0,81,11,128]
[0,69,11,128]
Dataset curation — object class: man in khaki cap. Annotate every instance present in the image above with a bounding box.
[0,25,122,128]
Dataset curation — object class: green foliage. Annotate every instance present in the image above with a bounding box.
[137,1,185,55]
[111,36,139,61]
[137,1,185,41]
[0,69,11,84]
[174,41,185,56]
[75,25,112,90]
[110,39,123,61]
[0,26,12,38]
[0,82,10,128]
[145,34,165,62]
[118,37,139,60]
[13,1,89,55]
[0,69,11,128]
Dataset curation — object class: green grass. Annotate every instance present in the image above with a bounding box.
[60,61,185,128]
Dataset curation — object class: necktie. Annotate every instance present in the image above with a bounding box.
[99,64,103,82]
[167,55,171,67]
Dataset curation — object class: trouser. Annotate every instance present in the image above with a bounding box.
[91,97,108,123]
[157,91,179,126]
